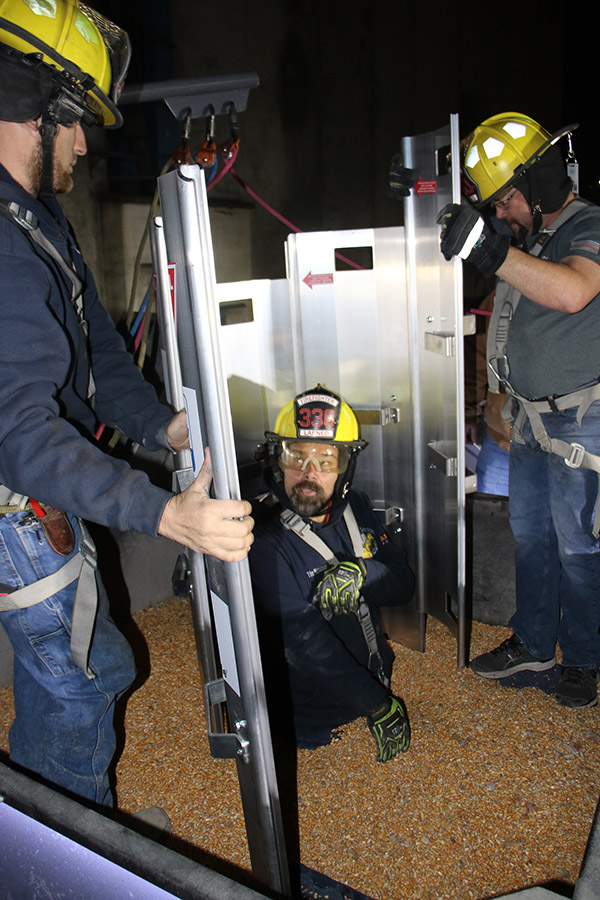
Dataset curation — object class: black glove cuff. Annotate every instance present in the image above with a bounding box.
[470,231,511,278]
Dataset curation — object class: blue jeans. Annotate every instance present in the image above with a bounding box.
[509,402,600,668]
[476,433,510,496]
[0,511,136,806]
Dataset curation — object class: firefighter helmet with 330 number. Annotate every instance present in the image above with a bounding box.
[262,385,367,512]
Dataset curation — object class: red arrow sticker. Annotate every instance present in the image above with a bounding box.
[303,271,334,290]
[414,177,437,197]
[152,263,177,317]
[167,263,176,315]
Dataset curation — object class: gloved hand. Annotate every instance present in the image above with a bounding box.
[312,559,367,619]
[437,203,511,278]
[389,152,418,199]
[367,696,411,762]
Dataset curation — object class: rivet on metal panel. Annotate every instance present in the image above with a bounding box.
[382,407,400,425]
[385,507,405,537]
[234,720,251,763]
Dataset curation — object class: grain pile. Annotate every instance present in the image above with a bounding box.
[0,596,599,900]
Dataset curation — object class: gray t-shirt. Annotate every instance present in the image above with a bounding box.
[505,203,600,399]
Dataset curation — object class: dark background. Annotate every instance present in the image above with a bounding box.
[88,0,598,280]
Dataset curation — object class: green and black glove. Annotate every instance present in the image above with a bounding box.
[367,696,411,762]
[312,559,367,619]
[437,202,510,278]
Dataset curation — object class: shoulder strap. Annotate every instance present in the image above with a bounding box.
[280,507,339,564]
[0,198,83,302]
[0,198,95,398]
[279,502,364,563]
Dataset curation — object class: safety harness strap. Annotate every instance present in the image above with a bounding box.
[279,505,364,563]
[0,197,95,399]
[0,484,31,513]
[279,502,390,687]
[513,396,600,538]
[0,522,99,678]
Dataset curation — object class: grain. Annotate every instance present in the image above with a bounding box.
[0,597,598,900]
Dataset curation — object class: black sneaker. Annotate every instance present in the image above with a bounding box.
[554,666,598,708]
[470,634,555,679]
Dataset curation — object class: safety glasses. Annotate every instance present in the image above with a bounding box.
[492,188,517,211]
[279,440,349,474]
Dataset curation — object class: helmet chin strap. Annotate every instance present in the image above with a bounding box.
[38,113,58,196]
[531,200,544,235]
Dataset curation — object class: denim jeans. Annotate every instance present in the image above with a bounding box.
[476,433,510,496]
[509,402,600,668]
[0,511,136,806]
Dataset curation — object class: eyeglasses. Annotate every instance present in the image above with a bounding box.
[492,189,517,211]
[279,440,350,473]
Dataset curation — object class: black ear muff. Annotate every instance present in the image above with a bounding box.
[0,47,54,122]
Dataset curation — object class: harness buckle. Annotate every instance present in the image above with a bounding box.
[280,509,311,537]
[7,201,38,232]
[79,530,98,570]
[565,442,586,469]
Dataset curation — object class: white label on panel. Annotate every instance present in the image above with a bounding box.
[182,385,204,477]
[210,591,240,696]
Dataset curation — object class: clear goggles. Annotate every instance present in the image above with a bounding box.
[278,440,350,474]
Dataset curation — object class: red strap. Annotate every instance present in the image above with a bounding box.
[28,498,46,518]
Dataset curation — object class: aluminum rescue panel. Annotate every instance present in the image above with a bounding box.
[155,166,289,896]
[401,118,466,662]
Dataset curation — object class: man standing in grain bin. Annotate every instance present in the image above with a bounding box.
[0,0,253,807]
[437,112,600,708]
[250,385,414,762]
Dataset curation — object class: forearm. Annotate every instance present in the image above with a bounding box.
[0,420,171,535]
[496,247,597,313]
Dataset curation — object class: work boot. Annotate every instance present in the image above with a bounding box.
[470,634,555,679]
[554,666,599,708]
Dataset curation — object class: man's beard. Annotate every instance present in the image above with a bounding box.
[510,221,529,245]
[25,140,43,195]
[289,479,330,517]
[27,140,73,196]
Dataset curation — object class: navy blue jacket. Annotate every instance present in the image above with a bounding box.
[250,484,415,741]
[0,165,173,535]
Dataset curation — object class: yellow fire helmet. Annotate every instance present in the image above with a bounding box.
[0,0,131,128]
[462,112,578,207]
[274,384,363,444]
[262,385,368,508]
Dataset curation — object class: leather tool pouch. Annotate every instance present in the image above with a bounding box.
[40,508,76,557]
